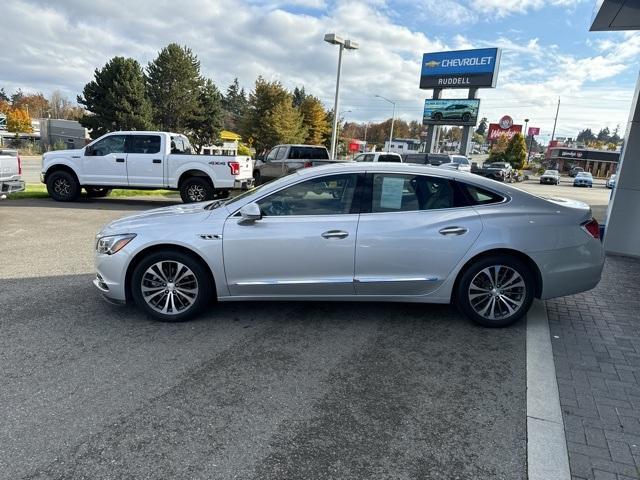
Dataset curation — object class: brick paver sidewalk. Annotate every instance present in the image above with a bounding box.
[547,255,640,480]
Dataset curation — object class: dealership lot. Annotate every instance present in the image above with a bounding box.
[1,198,527,479]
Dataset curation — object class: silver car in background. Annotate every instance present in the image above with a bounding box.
[94,163,604,327]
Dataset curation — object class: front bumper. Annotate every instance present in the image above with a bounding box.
[540,177,557,183]
[573,182,592,187]
[234,178,254,190]
[0,179,25,194]
[94,251,129,302]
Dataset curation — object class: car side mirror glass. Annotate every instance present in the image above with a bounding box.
[238,202,262,224]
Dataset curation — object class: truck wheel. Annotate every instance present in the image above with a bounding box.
[253,170,261,185]
[85,187,112,198]
[180,177,214,203]
[462,113,471,122]
[46,170,80,202]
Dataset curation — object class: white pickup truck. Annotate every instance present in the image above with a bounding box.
[0,149,25,197]
[41,131,254,203]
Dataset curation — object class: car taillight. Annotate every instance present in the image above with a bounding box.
[228,161,240,175]
[17,155,22,175]
[581,218,600,239]
[303,161,313,168]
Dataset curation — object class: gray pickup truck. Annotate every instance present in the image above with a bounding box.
[253,144,345,184]
[0,149,25,197]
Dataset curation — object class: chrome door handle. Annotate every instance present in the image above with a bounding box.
[321,230,349,239]
[439,226,468,236]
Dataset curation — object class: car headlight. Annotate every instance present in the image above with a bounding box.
[96,233,136,255]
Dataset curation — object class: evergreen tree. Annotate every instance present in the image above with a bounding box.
[577,128,596,144]
[189,78,224,152]
[241,77,291,151]
[596,127,611,143]
[0,88,9,102]
[299,95,329,145]
[147,43,203,132]
[222,78,248,132]
[265,96,306,146]
[475,117,488,136]
[77,56,153,137]
[610,124,621,144]
[292,86,307,108]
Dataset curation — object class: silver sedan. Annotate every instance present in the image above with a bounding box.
[93,163,604,327]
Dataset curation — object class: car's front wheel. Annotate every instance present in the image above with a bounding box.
[131,250,214,322]
[455,255,534,327]
[46,170,80,201]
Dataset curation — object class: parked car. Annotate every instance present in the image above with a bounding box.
[401,153,451,166]
[439,155,471,172]
[573,171,593,188]
[607,174,617,189]
[430,104,477,122]
[471,161,514,182]
[253,144,344,184]
[539,170,560,185]
[353,152,402,163]
[41,131,254,203]
[93,163,604,328]
[0,149,25,197]
[569,166,584,177]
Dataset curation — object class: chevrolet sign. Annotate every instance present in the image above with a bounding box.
[420,48,501,89]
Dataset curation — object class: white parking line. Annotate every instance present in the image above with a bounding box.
[527,299,571,480]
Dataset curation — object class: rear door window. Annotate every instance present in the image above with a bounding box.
[127,135,161,154]
[170,137,185,154]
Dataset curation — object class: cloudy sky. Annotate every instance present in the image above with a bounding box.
[1,0,637,141]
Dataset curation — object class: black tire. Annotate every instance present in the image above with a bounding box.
[433,113,443,121]
[85,187,112,198]
[462,112,471,122]
[253,170,261,186]
[46,170,80,202]
[180,177,214,203]
[131,249,214,322]
[455,255,534,327]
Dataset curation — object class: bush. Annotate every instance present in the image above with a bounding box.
[53,140,67,151]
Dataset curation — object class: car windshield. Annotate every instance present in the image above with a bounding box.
[488,163,509,168]
[543,170,558,175]
[205,175,298,210]
[576,172,592,178]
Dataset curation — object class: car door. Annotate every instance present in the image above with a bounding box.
[354,172,482,296]
[82,134,128,185]
[223,172,361,296]
[126,134,164,187]
[260,147,286,181]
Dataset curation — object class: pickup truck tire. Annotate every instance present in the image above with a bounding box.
[253,170,261,186]
[85,187,112,198]
[131,249,213,322]
[46,170,80,202]
[180,177,214,203]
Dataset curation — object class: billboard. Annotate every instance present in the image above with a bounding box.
[487,123,523,142]
[528,127,540,136]
[420,48,501,89]
[423,99,480,126]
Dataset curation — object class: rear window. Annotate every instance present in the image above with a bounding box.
[461,183,505,205]
[288,147,329,160]
[128,135,161,154]
[402,154,428,164]
[426,154,450,165]
[378,154,401,163]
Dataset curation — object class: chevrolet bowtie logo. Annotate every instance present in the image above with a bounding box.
[425,60,440,68]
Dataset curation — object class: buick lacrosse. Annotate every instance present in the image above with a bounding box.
[94,163,604,327]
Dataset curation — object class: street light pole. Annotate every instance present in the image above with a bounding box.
[375,94,396,152]
[550,97,560,144]
[324,33,358,160]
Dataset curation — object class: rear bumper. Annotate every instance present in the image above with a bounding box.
[234,178,254,190]
[0,179,25,194]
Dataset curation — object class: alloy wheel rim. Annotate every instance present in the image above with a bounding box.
[468,265,525,320]
[141,261,199,315]
[54,178,71,196]
[187,184,206,202]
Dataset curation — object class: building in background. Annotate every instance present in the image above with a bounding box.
[546,147,619,177]
[39,118,87,151]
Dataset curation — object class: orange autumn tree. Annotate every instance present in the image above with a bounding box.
[7,108,33,133]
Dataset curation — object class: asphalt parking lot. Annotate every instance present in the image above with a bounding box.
[0,197,527,479]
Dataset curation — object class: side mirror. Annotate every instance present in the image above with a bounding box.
[84,145,94,156]
[238,202,262,224]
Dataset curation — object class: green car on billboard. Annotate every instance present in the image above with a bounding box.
[423,99,480,126]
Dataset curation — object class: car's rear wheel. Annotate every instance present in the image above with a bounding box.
[180,177,214,203]
[462,113,471,122]
[131,250,213,322]
[455,255,534,327]
[46,170,80,201]
[433,113,443,121]
[85,186,112,198]
[253,170,262,185]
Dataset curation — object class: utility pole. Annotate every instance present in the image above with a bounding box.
[550,97,560,144]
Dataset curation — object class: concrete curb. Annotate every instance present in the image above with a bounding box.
[526,299,570,480]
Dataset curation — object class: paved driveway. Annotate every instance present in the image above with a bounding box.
[0,198,527,480]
